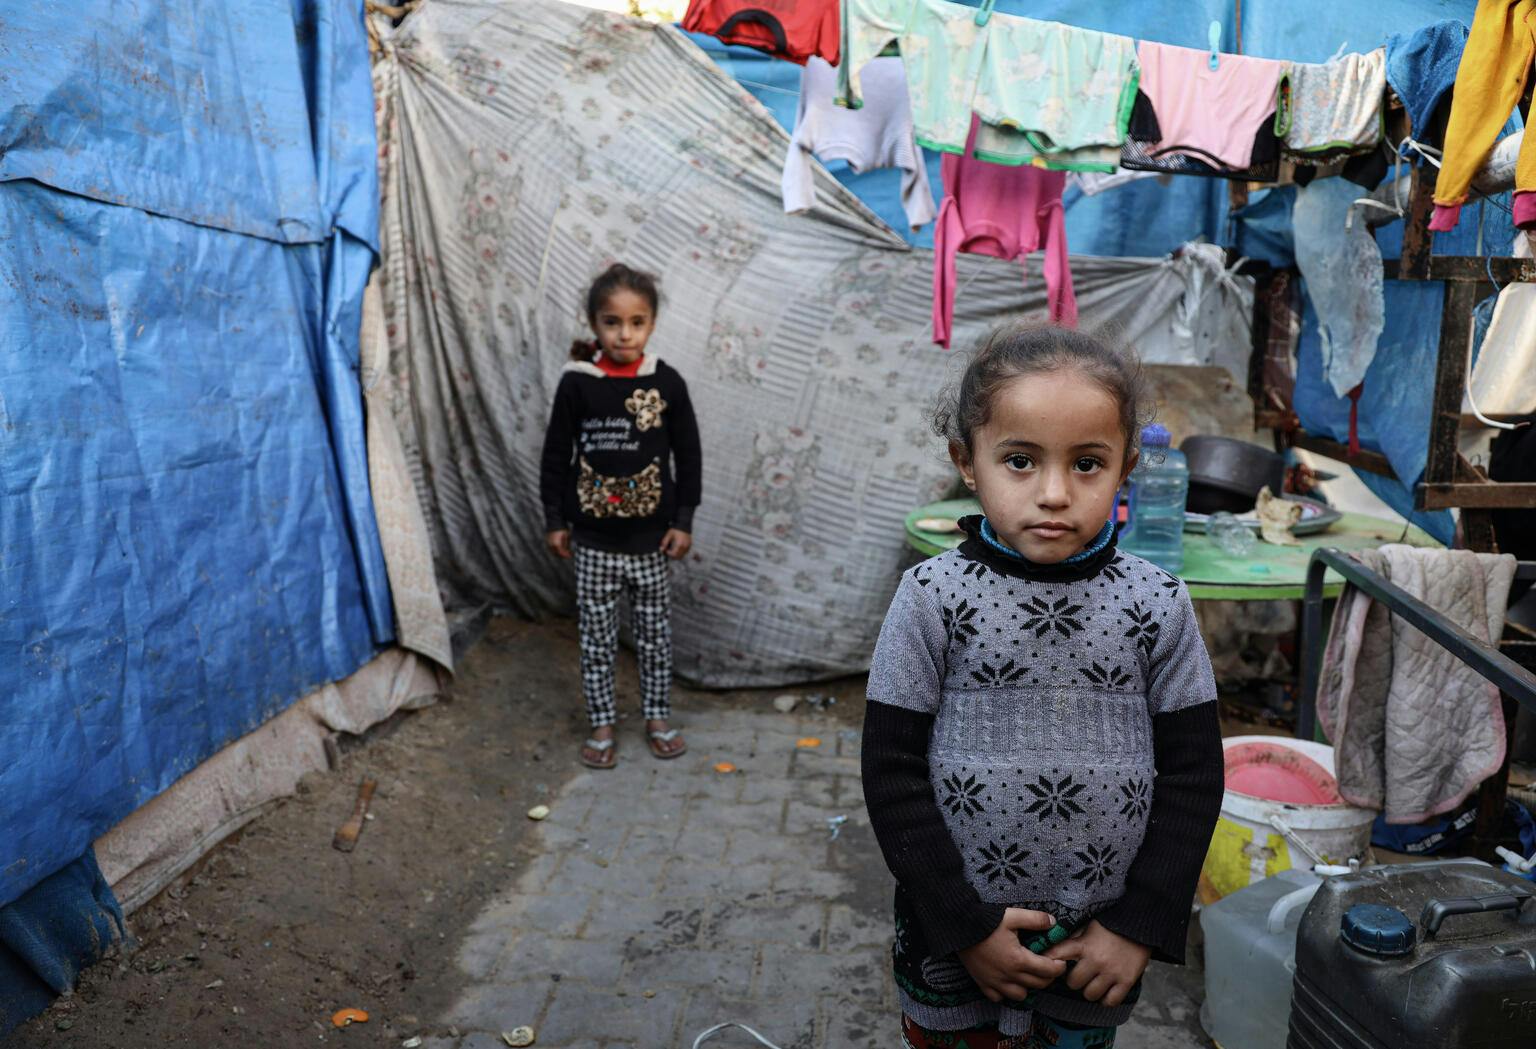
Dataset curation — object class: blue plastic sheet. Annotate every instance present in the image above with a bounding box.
[0,853,125,1035]
[0,0,387,1011]
[1232,186,1299,269]
[1295,281,1457,545]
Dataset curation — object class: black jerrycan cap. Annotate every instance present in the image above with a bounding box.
[1340,903,1417,957]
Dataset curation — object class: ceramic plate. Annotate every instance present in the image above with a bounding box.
[1183,495,1343,537]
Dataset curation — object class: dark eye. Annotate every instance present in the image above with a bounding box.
[1004,454,1033,471]
[1075,457,1103,473]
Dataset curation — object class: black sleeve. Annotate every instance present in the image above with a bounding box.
[862,700,1007,958]
[1094,701,1224,964]
[539,375,579,532]
[666,370,702,530]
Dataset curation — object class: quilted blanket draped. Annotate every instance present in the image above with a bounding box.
[1318,545,1518,823]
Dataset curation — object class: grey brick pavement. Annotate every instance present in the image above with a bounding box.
[437,700,1211,1047]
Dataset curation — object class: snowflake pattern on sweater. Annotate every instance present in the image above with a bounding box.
[866,541,1217,1033]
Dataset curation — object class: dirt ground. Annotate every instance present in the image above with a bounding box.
[1,617,869,1049]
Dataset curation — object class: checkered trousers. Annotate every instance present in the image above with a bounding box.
[574,545,673,728]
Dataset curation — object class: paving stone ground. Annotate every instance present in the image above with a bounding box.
[435,696,1211,1048]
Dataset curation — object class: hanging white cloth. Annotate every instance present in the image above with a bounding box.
[1294,177,1385,397]
[782,56,936,230]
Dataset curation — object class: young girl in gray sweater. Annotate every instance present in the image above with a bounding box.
[862,326,1224,1048]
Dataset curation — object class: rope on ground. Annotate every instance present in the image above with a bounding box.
[691,1021,785,1048]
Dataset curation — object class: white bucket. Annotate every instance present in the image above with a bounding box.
[1200,735,1377,902]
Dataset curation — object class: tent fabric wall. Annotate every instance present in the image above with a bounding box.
[0,0,387,919]
[373,0,1252,688]
[0,854,125,1036]
[95,648,444,914]
[361,273,458,669]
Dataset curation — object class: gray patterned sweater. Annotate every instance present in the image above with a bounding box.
[862,519,1222,1032]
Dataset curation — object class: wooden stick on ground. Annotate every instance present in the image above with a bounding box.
[333,779,378,853]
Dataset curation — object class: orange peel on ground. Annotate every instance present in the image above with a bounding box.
[713,762,737,773]
[331,1008,369,1028]
[796,737,822,749]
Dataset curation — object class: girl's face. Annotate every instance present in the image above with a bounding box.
[950,370,1138,564]
[592,288,655,364]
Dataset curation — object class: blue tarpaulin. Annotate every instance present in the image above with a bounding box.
[0,0,386,1030]
[0,853,125,1032]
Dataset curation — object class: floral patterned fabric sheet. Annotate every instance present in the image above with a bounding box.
[370,0,1252,686]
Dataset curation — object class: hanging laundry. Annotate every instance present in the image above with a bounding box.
[1293,177,1385,400]
[932,117,1075,348]
[1430,3,1536,231]
[969,17,1139,172]
[837,0,988,154]
[1383,19,1470,143]
[970,121,1121,171]
[681,0,839,66]
[1120,90,1280,182]
[782,56,936,230]
[1276,48,1387,157]
[838,0,1138,173]
[1135,41,1285,170]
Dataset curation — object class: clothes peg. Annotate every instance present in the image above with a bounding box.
[973,0,995,28]
[1208,20,1222,70]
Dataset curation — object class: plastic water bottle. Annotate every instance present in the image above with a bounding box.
[1121,424,1188,574]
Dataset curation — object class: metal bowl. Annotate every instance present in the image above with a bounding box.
[1180,435,1286,513]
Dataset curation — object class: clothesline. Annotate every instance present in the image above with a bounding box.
[693,0,1398,188]
[716,0,1404,349]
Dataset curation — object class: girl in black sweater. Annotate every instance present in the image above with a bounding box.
[539,264,702,768]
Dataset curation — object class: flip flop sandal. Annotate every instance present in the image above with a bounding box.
[646,728,687,760]
[580,737,616,769]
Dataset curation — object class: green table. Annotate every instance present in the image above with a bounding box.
[903,498,1438,600]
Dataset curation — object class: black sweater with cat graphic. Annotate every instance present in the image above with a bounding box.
[539,356,702,555]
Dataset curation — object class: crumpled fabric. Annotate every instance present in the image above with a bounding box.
[1293,177,1384,397]
[1277,48,1386,156]
[0,853,125,1036]
[1384,19,1470,140]
[1318,546,1518,824]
